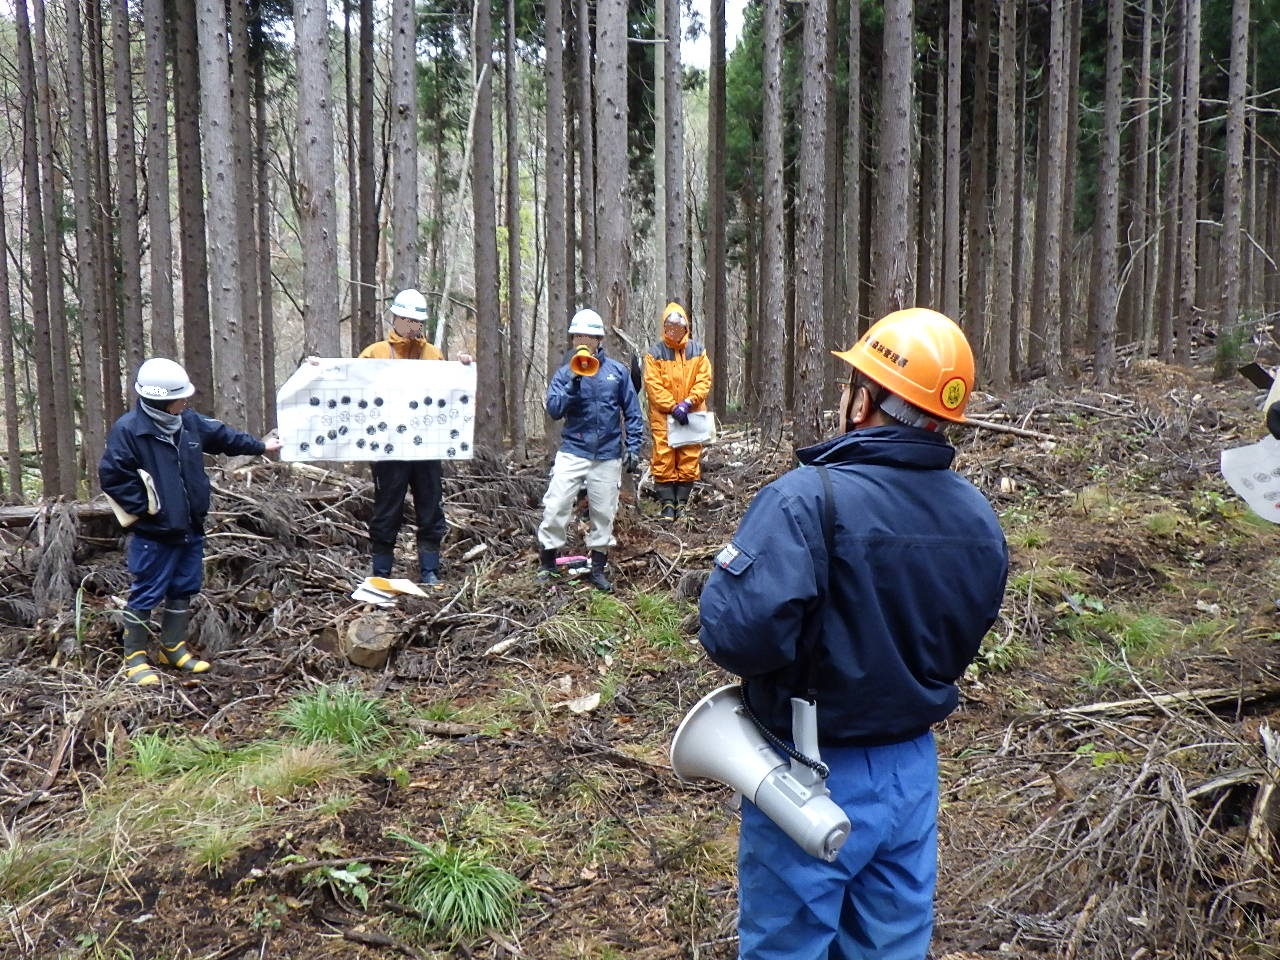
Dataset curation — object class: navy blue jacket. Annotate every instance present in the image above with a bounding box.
[99,403,266,543]
[699,426,1008,747]
[545,346,645,461]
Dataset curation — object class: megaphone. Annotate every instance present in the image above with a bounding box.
[570,346,600,377]
[670,684,851,862]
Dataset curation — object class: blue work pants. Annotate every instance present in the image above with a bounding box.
[126,534,204,612]
[736,732,938,960]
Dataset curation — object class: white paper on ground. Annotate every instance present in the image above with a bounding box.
[367,577,428,597]
[351,584,396,607]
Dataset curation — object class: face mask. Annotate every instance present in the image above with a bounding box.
[837,382,856,433]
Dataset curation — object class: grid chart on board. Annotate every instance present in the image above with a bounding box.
[277,359,477,463]
[1220,435,1280,523]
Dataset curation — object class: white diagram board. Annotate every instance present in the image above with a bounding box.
[1221,435,1280,523]
[276,358,476,462]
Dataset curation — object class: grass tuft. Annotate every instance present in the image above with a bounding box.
[240,743,350,799]
[277,683,390,753]
[390,833,524,943]
[631,592,690,651]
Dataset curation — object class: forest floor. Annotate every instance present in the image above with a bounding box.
[1,355,1279,960]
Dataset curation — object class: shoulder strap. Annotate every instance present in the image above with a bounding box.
[799,465,836,699]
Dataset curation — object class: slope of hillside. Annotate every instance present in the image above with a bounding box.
[1,359,1277,959]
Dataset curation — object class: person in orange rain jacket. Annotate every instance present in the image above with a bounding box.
[643,301,713,520]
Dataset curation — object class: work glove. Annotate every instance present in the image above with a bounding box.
[623,451,638,474]
[568,374,582,394]
[672,400,692,425]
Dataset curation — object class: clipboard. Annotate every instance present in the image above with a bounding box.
[667,411,716,448]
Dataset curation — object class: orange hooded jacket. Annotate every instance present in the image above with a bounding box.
[359,327,445,361]
[643,303,713,483]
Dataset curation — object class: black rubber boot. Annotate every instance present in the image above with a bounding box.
[588,550,613,592]
[536,547,558,581]
[419,549,441,586]
[153,599,210,674]
[122,608,159,686]
[674,482,694,518]
[657,483,677,521]
[372,551,394,577]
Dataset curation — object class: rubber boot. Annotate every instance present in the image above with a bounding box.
[535,547,558,581]
[657,484,677,521]
[419,549,441,587]
[588,550,613,593]
[674,482,694,519]
[152,599,210,674]
[121,608,159,686]
[372,551,394,577]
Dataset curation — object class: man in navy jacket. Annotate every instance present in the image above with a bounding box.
[536,308,645,591]
[99,358,281,684]
[699,309,1008,960]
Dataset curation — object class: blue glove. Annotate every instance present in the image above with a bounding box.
[672,400,692,425]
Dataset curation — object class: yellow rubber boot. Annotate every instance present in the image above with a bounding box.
[124,649,160,685]
[152,602,210,674]
[122,610,159,685]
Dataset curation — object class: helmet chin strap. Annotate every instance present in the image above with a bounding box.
[841,379,941,433]
[879,393,942,432]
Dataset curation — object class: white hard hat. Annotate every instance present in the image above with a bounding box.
[568,308,606,337]
[135,358,195,401]
[390,288,430,321]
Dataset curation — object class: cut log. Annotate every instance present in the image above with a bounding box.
[344,612,400,669]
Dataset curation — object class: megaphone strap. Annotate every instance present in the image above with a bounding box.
[736,464,839,781]
[742,681,830,780]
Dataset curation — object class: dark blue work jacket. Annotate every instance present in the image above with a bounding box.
[99,403,265,543]
[545,346,645,462]
[699,425,1009,747]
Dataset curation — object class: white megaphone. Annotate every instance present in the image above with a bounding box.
[670,684,851,862]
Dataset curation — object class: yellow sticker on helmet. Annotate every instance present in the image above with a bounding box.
[941,377,967,410]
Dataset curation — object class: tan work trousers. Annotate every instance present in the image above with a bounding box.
[537,452,623,552]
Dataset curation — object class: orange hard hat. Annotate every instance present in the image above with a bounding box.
[831,308,974,422]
